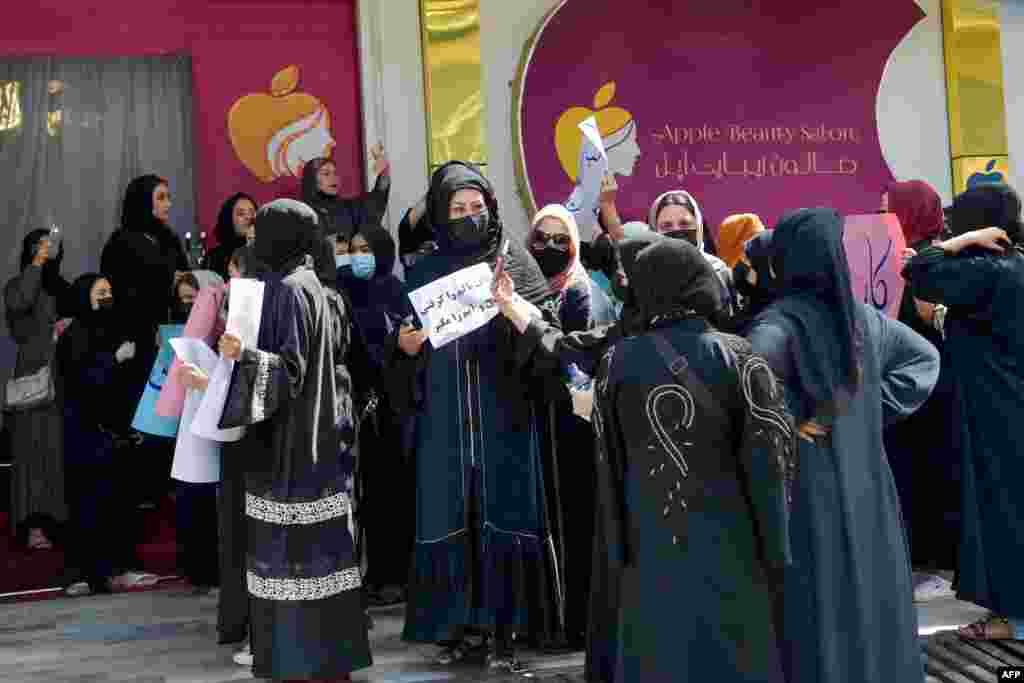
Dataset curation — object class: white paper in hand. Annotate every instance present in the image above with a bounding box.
[407,262,499,348]
[191,278,266,443]
[167,338,221,483]
[565,116,609,241]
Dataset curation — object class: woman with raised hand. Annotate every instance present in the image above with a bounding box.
[902,183,1024,643]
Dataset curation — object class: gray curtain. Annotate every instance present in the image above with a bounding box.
[0,56,196,429]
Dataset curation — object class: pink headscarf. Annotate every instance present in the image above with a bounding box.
[154,283,227,418]
[886,180,945,246]
[527,204,586,293]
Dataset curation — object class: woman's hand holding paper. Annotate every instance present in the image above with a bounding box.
[219,332,243,361]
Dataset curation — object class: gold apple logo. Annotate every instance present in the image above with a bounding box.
[555,82,640,182]
[228,65,336,182]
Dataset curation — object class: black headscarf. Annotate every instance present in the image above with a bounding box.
[230,244,271,280]
[119,174,180,252]
[766,208,863,420]
[19,228,65,299]
[627,237,723,326]
[59,273,117,367]
[252,199,321,275]
[301,158,350,241]
[734,230,777,317]
[339,223,399,308]
[949,183,1024,244]
[214,192,256,249]
[422,161,552,308]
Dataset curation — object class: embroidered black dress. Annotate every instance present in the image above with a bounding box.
[219,200,370,680]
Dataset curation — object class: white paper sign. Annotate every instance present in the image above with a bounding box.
[191,279,265,443]
[564,116,609,241]
[408,262,499,349]
[168,338,221,483]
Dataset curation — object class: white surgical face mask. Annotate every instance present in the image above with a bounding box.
[335,254,351,269]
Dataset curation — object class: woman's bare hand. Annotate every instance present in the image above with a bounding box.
[798,420,830,443]
[219,332,243,361]
[398,325,427,356]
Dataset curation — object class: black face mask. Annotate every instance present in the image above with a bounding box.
[96,297,114,311]
[665,229,700,246]
[534,247,572,278]
[448,210,490,249]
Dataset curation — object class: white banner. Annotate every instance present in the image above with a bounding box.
[564,116,609,241]
[408,262,499,349]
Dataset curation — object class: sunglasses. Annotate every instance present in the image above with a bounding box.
[531,230,572,252]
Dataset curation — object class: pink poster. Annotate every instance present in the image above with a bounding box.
[843,214,906,318]
[515,0,924,233]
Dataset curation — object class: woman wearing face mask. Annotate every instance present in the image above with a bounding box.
[392,161,563,671]
[902,184,1024,643]
[747,208,939,683]
[525,204,615,650]
[59,274,155,596]
[649,191,736,324]
[100,175,189,435]
[205,193,257,281]
[732,231,778,335]
[4,229,71,545]
[300,145,391,243]
[335,223,417,609]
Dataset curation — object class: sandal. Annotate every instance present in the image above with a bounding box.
[959,615,1014,640]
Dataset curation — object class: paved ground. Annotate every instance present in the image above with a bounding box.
[0,585,1010,682]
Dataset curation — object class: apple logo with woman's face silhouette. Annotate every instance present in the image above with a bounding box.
[967,159,1006,189]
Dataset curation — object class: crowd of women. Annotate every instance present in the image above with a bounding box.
[4,147,1024,682]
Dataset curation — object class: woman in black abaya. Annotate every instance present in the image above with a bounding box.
[747,208,938,683]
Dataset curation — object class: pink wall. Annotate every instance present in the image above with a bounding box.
[0,0,365,246]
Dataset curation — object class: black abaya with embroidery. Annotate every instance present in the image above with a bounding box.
[219,200,370,680]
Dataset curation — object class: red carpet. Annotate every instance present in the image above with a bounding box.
[0,496,179,595]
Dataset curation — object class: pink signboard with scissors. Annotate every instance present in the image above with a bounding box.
[843,213,907,318]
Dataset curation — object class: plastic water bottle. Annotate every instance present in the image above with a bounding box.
[566,363,592,391]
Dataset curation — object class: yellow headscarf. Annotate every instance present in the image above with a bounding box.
[717,214,765,269]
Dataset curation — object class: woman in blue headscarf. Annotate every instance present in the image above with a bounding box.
[747,208,939,683]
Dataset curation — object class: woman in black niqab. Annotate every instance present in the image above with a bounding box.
[732,230,777,333]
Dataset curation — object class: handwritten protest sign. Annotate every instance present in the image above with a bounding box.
[564,116,609,241]
[843,213,906,318]
[408,262,499,348]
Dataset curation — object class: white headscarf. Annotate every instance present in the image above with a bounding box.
[648,190,706,253]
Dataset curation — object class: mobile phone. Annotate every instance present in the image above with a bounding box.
[494,239,510,282]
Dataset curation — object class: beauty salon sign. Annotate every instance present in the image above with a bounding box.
[513,0,925,230]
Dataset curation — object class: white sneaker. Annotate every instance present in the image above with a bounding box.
[232,641,253,667]
[914,574,955,602]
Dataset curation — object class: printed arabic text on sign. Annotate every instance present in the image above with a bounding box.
[408,262,499,349]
